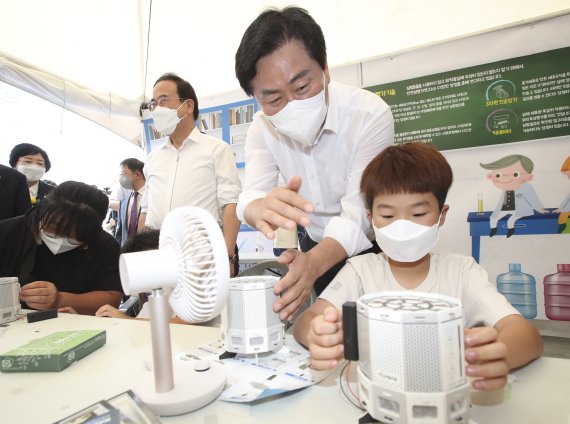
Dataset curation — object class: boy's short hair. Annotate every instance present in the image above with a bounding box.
[360,142,453,210]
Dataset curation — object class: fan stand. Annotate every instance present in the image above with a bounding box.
[133,288,227,417]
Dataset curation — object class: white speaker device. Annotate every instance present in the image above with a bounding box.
[347,292,470,424]
[0,277,21,324]
[119,207,230,416]
[221,276,284,354]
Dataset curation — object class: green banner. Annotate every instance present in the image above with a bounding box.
[366,47,570,150]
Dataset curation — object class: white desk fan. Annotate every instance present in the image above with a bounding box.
[119,206,230,416]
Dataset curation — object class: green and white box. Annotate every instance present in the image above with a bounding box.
[0,330,106,372]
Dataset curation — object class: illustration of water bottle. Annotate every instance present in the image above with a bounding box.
[543,264,570,321]
[496,263,537,319]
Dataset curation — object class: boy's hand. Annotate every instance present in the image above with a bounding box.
[464,327,509,391]
[307,306,344,370]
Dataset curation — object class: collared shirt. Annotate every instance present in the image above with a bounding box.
[141,127,241,229]
[237,81,394,257]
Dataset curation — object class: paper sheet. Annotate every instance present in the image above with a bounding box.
[176,335,335,403]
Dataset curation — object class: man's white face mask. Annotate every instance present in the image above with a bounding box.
[265,73,328,147]
[373,214,442,263]
[151,101,187,136]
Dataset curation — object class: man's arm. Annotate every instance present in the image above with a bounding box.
[242,176,313,240]
[274,237,347,320]
[221,203,240,277]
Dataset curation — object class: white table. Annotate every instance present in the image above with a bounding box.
[1,313,569,424]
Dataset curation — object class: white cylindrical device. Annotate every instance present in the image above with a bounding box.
[221,276,284,354]
[356,291,470,424]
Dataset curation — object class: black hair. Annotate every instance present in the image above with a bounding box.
[9,143,52,172]
[361,142,453,211]
[119,158,144,175]
[32,181,109,245]
[153,73,199,121]
[235,6,327,96]
[120,230,160,254]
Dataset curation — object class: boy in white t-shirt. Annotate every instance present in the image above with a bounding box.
[293,142,543,392]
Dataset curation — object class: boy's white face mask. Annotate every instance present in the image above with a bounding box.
[373,215,441,263]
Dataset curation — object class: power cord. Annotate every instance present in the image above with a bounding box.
[340,361,365,411]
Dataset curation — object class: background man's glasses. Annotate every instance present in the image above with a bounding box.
[148,96,185,111]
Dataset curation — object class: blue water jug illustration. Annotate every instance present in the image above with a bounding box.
[496,263,537,319]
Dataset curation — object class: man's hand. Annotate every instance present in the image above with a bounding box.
[95,304,129,319]
[247,176,313,240]
[273,249,319,320]
[307,306,344,370]
[464,327,509,391]
[20,281,59,310]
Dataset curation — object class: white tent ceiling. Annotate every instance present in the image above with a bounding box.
[1,0,569,147]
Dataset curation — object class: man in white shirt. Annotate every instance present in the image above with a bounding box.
[235,7,394,320]
[139,73,242,276]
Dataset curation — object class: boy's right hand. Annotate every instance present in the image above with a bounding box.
[95,304,129,319]
[307,306,344,370]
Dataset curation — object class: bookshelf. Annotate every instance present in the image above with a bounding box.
[197,99,258,169]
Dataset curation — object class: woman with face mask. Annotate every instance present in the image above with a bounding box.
[9,143,57,205]
[0,181,123,315]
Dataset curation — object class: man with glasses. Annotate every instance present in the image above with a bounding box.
[139,73,242,276]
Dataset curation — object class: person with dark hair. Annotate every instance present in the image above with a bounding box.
[94,230,161,319]
[234,7,394,320]
[9,142,57,204]
[294,143,543,391]
[93,230,219,326]
[0,181,123,315]
[139,73,242,277]
[0,163,32,220]
[116,158,146,245]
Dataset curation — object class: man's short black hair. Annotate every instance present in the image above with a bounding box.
[9,143,52,172]
[235,6,327,96]
[153,73,199,121]
[120,158,145,176]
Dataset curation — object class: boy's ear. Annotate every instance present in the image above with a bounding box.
[366,210,372,223]
[439,204,450,227]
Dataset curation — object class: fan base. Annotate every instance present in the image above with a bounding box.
[135,359,226,416]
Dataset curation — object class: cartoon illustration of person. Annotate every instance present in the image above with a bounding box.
[554,155,570,233]
[480,154,546,237]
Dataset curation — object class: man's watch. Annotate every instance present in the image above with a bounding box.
[228,253,237,263]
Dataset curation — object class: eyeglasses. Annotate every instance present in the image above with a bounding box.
[148,96,185,112]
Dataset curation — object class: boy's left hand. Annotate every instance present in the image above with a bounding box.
[464,327,509,391]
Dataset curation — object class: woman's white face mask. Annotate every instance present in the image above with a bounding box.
[373,214,442,263]
[17,164,46,182]
[265,73,328,147]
